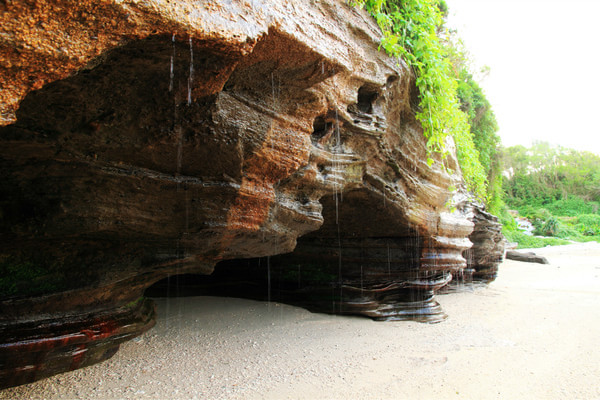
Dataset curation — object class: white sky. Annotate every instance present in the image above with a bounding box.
[446,0,600,155]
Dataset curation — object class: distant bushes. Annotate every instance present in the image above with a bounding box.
[502,195,600,247]
[573,214,600,236]
[546,197,599,217]
[502,230,569,249]
[501,142,600,248]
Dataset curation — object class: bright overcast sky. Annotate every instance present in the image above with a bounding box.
[446,0,600,155]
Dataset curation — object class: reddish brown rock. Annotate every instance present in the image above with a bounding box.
[0,298,155,389]
[0,0,503,388]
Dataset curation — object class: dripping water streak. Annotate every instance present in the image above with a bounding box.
[335,109,341,148]
[166,33,181,329]
[338,221,342,313]
[332,106,343,312]
[271,72,276,105]
[360,265,364,296]
[165,33,177,330]
[278,75,281,100]
[184,187,189,231]
[335,192,339,226]
[176,240,182,333]
[278,261,283,320]
[333,109,341,224]
[387,242,391,277]
[169,34,175,92]
[332,285,336,315]
[187,37,194,106]
[338,123,343,203]
[267,256,271,311]
[165,274,171,330]
[176,126,183,184]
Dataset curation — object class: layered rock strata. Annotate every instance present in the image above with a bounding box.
[0,0,503,388]
[464,204,506,282]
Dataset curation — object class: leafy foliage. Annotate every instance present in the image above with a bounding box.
[540,216,561,236]
[547,198,599,217]
[503,142,600,245]
[349,0,488,199]
[502,230,569,249]
[0,257,65,298]
[503,142,600,207]
[574,214,600,236]
[446,36,502,212]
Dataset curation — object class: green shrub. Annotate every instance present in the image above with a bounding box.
[540,216,560,236]
[350,0,488,199]
[503,230,569,249]
[0,257,65,298]
[576,235,600,243]
[547,197,598,216]
[574,214,600,236]
[499,208,517,232]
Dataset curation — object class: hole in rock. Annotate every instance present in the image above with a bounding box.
[312,115,332,142]
[357,84,379,114]
[386,75,398,86]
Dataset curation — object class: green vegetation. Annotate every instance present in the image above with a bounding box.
[0,256,66,298]
[503,142,600,208]
[502,230,569,249]
[125,296,144,309]
[447,36,503,213]
[502,142,600,246]
[348,1,600,249]
[349,0,500,204]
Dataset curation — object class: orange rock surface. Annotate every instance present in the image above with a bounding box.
[0,0,503,388]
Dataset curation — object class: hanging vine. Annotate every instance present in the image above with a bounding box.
[350,0,487,199]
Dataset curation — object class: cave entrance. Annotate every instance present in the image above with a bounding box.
[144,262,272,302]
[144,187,449,322]
[257,188,449,321]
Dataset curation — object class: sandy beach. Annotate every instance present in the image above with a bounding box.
[2,242,599,399]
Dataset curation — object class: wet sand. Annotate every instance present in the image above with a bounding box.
[2,242,600,399]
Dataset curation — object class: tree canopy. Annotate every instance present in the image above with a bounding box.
[503,142,600,210]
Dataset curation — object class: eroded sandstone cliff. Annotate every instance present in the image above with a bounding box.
[0,0,504,388]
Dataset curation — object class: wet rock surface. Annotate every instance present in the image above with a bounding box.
[0,298,155,389]
[0,0,504,388]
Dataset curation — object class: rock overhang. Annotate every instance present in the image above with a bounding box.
[0,0,504,389]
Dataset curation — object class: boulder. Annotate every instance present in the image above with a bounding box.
[506,250,549,264]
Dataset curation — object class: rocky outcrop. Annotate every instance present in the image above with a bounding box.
[0,298,155,388]
[463,203,506,283]
[0,0,504,388]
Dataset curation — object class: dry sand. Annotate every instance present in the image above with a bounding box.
[2,242,600,399]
